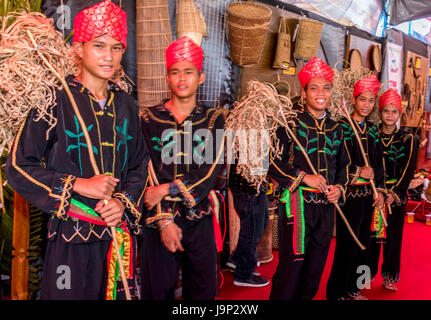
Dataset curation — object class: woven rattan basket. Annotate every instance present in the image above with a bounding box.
[136,0,172,108]
[176,0,207,46]
[226,1,272,67]
[293,18,324,61]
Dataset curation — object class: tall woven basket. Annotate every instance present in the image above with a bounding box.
[136,0,173,108]
[293,19,324,61]
[226,1,272,67]
[176,0,207,46]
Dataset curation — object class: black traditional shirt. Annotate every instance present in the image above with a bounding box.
[140,104,227,227]
[338,117,385,198]
[379,127,416,205]
[6,76,149,243]
[268,110,350,205]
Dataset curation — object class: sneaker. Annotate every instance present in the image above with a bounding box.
[224,261,261,276]
[233,274,270,287]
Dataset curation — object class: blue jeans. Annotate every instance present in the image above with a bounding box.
[231,192,269,280]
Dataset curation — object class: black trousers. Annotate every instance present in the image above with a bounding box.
[140,214,217,300]
[369,203,406,282]
[40,237,111,300]
[326,193,374,300]
[270,202,334,300]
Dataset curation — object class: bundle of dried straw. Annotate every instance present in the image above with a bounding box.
[225,80,296,190]
[329,63,382,124]
[0,12,75,156]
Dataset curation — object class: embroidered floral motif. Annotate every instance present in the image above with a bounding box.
[65,115,98,175]
[116,118,133,170]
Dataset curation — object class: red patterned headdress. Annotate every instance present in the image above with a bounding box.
[379,88,402,112]
[73,0,128,49]
[353,74,380,97]
[297,57,334,89]
[165,36,204,71]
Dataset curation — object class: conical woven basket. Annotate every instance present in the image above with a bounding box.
[176,0,207,46]
[226,1,272,67]
[136,0,172,108]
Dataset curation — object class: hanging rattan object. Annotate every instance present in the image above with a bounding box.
[136,0,173,108]
[349,49,363,72]
[226,1,272,67]
[273,17,291,69]
[176,0,207,46]
[293,18,324,61]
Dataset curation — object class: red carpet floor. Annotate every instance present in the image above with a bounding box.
[218,217,431,300]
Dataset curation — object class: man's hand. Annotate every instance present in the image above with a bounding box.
[326,185,341,204]
[360,166,374,180]
[373,191,385,208]
[73,175,120,200]
[303,174,328,193]
[386,193,395,205]
[158,219,184,253]
[95,198,125,227]
[144,183,170,210]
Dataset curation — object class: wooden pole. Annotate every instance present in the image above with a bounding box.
[27,31,131,300]
[341,101,388,227]
[277,105,365,250]
[283,125,365,251]
[11,192,29,300]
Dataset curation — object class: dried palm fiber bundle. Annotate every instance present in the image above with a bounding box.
[225,80,296,190]
[176,0,207,46]
[0,11,76,156]
[136,0,172,108]
[329,62,382,124]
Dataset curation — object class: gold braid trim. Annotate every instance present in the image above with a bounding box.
[145,212,174,226]
[141,106,219,126]
[113,192,142,225]
[350,166,362,185]
[388,189,401,205]
[55,175,75,219]
[174,179,196,207]
[335,184,346,203]
[288,171,307,193]
[208,108,228,131]
[12,120,62,200]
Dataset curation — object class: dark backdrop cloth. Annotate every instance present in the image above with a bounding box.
[390,0,431,26]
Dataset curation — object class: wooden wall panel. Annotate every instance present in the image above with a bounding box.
[401,51,429,128]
